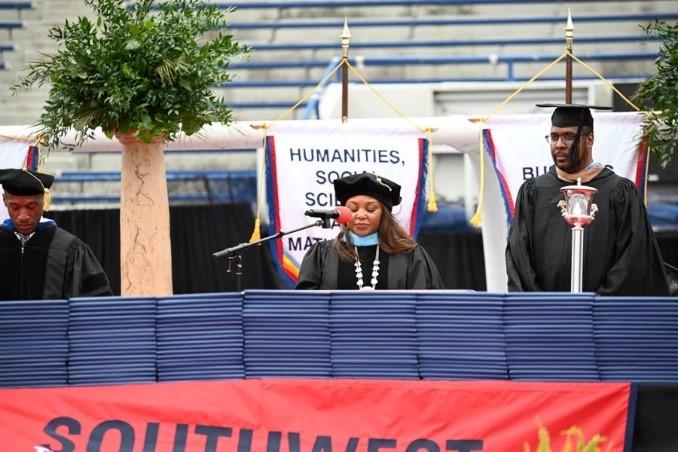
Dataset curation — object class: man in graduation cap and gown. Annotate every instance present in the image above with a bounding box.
[505,104,670,296]
[0,168,113,300]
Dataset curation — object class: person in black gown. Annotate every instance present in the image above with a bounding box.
[296,172,445,290]
[0,168,113,300]
[505,104,670,295]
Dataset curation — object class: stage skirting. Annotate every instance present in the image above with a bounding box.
[0,290,676,451]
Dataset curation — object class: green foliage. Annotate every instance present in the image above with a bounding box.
[634,20,678,168]
[11,0,250,151]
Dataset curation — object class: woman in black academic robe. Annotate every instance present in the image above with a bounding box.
[295,173,445,291]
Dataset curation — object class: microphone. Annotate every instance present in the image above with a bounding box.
[304,206,352,224]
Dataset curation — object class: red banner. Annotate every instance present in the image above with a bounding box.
[0,379,631,451]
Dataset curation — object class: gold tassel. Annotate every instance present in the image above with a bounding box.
[249,218,261,242]
[43,188,51,211]
[469,211,482,227]
[469,119,486,227]
[425,127,438,213]
[427,196,438,213]
[21,167,50,211]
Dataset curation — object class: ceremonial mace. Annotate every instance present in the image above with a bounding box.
[557,178,598,292]
[557,11,598,292]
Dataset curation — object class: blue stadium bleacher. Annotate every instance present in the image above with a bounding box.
[648,203,678,231]
[228,51,661,75]
[0,21,22,32]
[0,2,31,11]
[225,0,659,7]
[215,6,677,114]
[248,35,664,53]
[0,2,29,70]
[52,169,258,204]
[0,21,21,62]
[9,1,674,121]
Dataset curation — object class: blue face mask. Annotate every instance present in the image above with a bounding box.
[348,231,379,246]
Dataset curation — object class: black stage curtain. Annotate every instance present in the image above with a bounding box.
[633,383,678,452]
[47,205,678,295]
[47,204,287,295]
[417,229,487,290]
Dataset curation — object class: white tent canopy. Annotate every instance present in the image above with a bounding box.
[1,112,644,292]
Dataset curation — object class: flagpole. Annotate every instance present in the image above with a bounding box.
[565,9,574,103]
[341,18,351,123]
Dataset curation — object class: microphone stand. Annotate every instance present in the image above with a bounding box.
[212,219,329,291]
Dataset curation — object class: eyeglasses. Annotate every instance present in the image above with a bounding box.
[545,132,590,144]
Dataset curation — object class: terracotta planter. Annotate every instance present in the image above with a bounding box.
[116,132,173,296]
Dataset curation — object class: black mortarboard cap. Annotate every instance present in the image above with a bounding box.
[334,172,402,210]
[0,168,54,196]
[536,103,612,129]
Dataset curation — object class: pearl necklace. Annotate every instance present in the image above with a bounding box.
[354,246,380,290]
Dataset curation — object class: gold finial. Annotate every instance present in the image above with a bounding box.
[340,18,352,123]
[565,9,574,51]
[341,18,351,58]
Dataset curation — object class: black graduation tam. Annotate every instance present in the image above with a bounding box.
[334,173,402,210]
[0,168,54,196]
[536,103,612,129]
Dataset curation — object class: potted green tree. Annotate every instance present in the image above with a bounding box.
[634,19,677,169]
[12,0,250,296]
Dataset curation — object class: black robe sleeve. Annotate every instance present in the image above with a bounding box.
[597,179,669,296]
[44,228,113,299]
[295,240,333,290]
[505,178,541,291]
[392,244,446,290]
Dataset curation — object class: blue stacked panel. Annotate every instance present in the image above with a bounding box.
[0,300,69,387]
[594,297,678,382]
[416,292,508,380]
[330,292,419,380]
[504,293,599,381]
[243,290,332,378]
[68,297,157,385]
[157,293,244,382]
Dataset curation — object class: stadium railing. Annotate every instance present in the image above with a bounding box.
[52,169,258,205]
[223,50,661,114]
[222,0,678,10]
[125,1,678,116]
[212,8,676,115]
[224,12,678,30]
